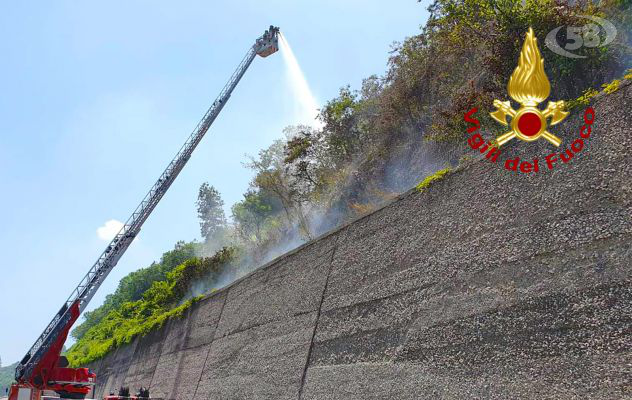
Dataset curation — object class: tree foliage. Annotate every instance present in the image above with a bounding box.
[70,241,199,341]
[231,189,277,246]
[0,362,17,395]
[66,248,234,366]
[196,183,227,243]
[399,0,632,141]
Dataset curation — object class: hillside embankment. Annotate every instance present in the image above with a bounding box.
[88,81,631,399]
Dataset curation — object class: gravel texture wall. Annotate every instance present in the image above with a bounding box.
[88,81,632,399]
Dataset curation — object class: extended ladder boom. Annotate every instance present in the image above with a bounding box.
[15,26,280,388]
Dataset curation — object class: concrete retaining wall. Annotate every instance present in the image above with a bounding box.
[88,81,632,399]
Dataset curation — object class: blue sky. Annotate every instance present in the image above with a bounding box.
[0,1,429,365]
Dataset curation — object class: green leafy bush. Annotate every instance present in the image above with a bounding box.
[70,241,199,341]
[0,362,18,394]
[66,248,234,366]
[416,168,452,192]
[566,88,600,111]
[602,79,621,94]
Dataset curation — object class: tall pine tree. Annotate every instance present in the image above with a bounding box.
[196,183,227,243]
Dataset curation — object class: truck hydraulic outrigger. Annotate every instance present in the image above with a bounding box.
[9,25,280,400]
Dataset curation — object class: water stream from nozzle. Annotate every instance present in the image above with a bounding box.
[279,33,322,127]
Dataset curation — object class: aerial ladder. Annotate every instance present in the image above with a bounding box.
[9,26,280,400]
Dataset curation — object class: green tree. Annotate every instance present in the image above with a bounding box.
[246,138,313,239]
[231,190,276,246]
[319,86,364,166]
[66,248,235,367]
[196,183,227,243]
[0,361,17,396]
[71,241,199,341]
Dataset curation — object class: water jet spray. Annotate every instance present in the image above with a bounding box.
[279,33,322,127]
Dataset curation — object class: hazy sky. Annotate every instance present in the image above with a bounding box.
[0,1,429,364]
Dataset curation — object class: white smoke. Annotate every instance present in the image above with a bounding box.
[183,34,457,301]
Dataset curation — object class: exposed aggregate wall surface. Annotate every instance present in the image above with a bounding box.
[89,81,632,399]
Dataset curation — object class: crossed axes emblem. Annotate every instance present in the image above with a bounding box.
[490,100,568,147]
